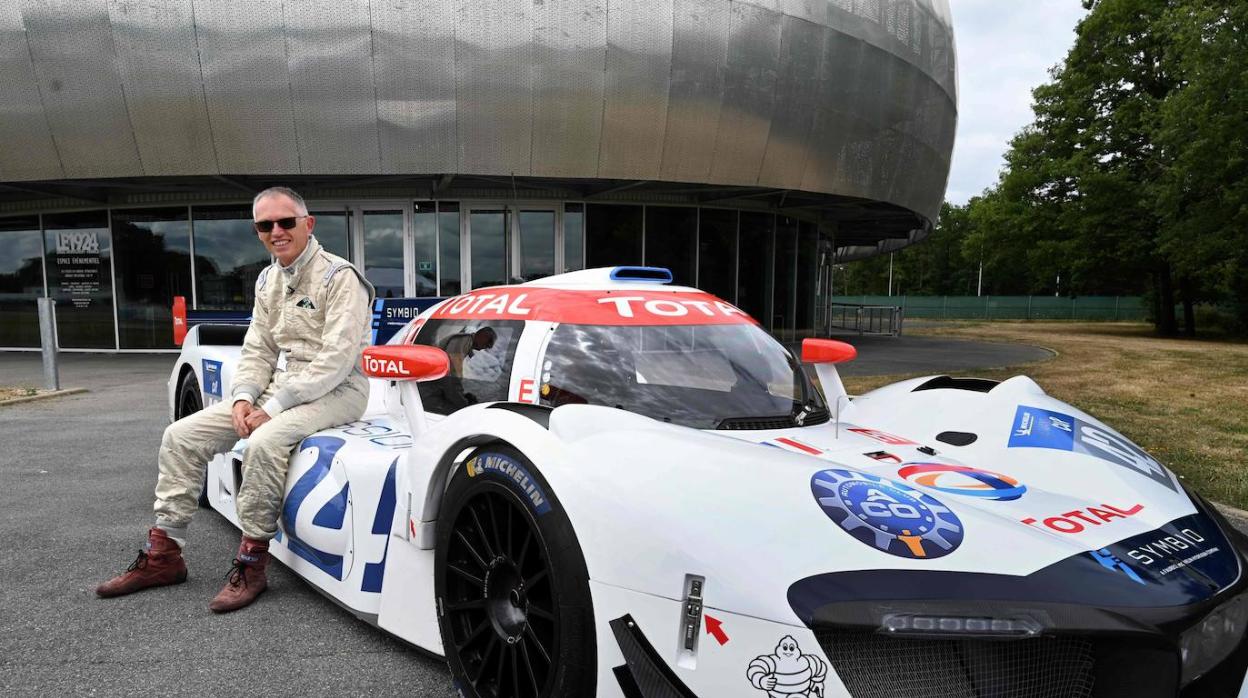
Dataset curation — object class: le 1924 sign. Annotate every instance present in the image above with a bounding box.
[54,230,103,309]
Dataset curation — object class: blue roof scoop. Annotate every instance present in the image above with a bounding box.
[610,266,673,284]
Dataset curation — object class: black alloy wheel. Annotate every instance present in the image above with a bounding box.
[176,371,210,508]
[436,446,595,698]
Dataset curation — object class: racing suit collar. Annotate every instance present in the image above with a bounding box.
[279,235,321,283]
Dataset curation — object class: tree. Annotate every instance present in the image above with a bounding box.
[1154,1,1248,331]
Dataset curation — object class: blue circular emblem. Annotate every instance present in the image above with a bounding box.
[810,469,964,559]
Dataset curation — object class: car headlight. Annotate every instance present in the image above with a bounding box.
[881,613,1043,639]
[1181,593,1248,685]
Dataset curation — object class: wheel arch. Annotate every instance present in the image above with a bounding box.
[409,409,568,551]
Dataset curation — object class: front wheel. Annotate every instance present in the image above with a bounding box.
[435,446,596,698]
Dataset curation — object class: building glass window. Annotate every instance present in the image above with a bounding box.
[112,208,191,349]
[796,220,818,335]
[43,211,115,349]
[586,204,643,268]
[564,203,584,272]
[411,318,524,415]
[0,217,45,348]
[311,209,351,262]
[192,206,270,311]
[774,216,799,339]
[643,206,697,286]
[439,202,461,296]
[697,208,737,303]
[413,202,438,296]
[363,210,405,299]
[738,212,773,327]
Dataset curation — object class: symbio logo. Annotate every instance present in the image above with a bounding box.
[364,356,410,376]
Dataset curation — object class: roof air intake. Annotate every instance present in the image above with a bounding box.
[610,266,673,283]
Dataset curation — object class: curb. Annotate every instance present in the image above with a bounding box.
[0,387,88,407]
[1214,501,1248,525]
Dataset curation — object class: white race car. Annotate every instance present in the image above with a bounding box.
[169,266,1248,698]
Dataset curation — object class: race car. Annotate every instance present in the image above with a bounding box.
[169,265,1248,698]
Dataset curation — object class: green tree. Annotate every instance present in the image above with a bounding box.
[1154,1,1248,331]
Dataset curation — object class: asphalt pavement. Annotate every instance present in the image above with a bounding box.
[0,335,1053,697]
[0,352,457,698]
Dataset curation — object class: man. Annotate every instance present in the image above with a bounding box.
[442,326,497,377]
[422,326,497,413]
[97,187,374,613]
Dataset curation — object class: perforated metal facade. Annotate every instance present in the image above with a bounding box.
[0,0,956,238]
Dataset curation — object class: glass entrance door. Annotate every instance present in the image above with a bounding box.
[515,208,556,282]
[468,208,509,289]
[360,208,406,299]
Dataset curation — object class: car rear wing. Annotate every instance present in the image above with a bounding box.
[172,295,445,347]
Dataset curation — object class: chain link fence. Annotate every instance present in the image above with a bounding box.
[829,296,1147,321]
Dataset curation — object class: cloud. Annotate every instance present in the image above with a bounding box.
[945,0,1086,204]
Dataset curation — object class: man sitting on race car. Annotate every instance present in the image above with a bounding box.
[96,186,374,613]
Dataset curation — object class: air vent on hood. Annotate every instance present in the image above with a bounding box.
[936,431,978,446]
[913,376,1000,393]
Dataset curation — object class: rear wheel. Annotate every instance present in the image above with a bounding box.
[175,370,210,508]
[435,446,596,698]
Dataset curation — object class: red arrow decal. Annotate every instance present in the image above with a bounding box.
[704,614,729,646]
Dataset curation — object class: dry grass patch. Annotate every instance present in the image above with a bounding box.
[0,387,42,402]
[843,322,1248,509]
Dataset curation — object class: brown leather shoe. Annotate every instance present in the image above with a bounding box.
[96,527,188,598]
[208,537,269,613]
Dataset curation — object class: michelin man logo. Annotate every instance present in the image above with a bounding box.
[747,635,827,697]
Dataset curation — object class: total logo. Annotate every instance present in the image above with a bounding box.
[810,469,964,559]
[897,463,1027,502]
[596,296,746,320]
[363,355,412,376]
[1021,503,1144,534]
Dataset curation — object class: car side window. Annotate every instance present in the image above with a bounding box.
[412,318,523,415]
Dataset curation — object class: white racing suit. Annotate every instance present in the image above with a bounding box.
[154,238,374,541]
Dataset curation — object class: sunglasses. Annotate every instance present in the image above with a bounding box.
[254,216,306,234]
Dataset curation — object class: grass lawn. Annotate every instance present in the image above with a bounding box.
[842,322,1248,510]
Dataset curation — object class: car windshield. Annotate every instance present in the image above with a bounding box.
[538,323,826,430]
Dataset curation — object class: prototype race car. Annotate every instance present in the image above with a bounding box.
[169,266,1248,698]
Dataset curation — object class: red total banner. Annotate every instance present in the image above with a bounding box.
[428,287,757,326]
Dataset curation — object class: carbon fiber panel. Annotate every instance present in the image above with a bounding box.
[194,0,300,174]
[0,3,62,179]
[709,2,780,185]
[598,0,674,179]
[285,0,380,174]
[22,0,143,178]
[659,0,730,182]
[108,0,216,175]
[531,0,607,178]
[369,0,457,174]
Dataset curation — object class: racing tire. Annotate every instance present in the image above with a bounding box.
[175,370,210,509]
[435,445,596,698]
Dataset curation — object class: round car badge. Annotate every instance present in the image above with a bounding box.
[897,463,1027,501]
[810,469,964,559]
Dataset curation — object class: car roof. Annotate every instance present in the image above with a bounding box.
[424,267,757,326]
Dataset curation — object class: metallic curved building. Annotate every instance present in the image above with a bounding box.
[0,0,956,351]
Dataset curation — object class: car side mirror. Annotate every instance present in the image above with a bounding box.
[801,338,857,364]
[801,339,856,417]
[362,346,449,435]
[362,345,449,381]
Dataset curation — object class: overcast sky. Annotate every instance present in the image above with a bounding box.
[945,0,1088,204]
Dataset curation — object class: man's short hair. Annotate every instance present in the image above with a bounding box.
[252,186,308,218]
